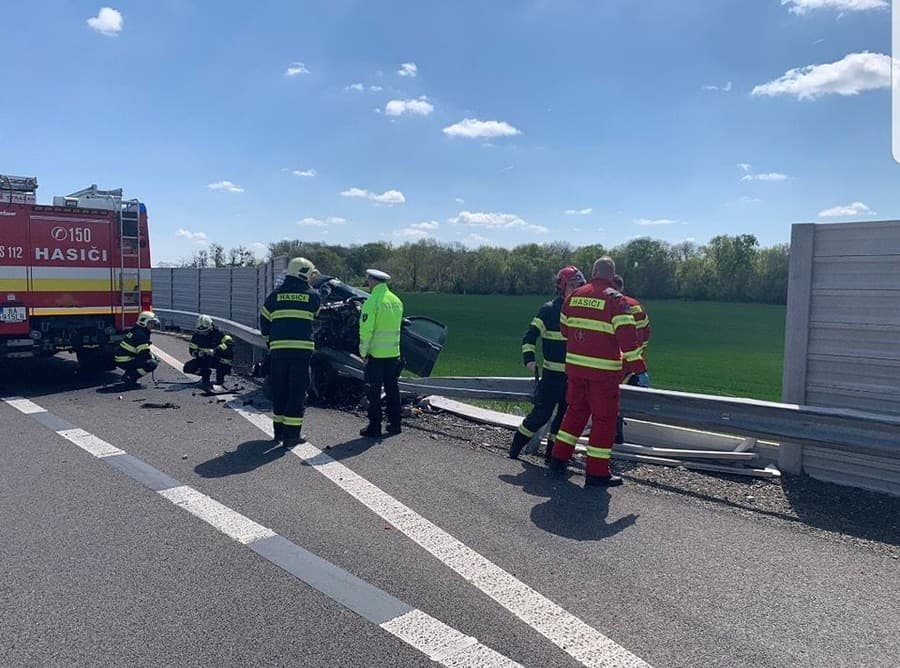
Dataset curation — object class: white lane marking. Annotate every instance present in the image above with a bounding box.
[381,609,520,667]
[218,375,653,667]
[11,385,521,668]
[57,428,125,458]
[159,485,277,545]
[150,345,185,373]
[2,397,47,415]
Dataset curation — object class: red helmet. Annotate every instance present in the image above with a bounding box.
[556,265,586,293]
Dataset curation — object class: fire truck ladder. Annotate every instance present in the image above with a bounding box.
[62,185,142,331]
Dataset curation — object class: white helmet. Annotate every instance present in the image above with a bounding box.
[286,257,318,282]
[196,314,214,332]
[137,311,159,329]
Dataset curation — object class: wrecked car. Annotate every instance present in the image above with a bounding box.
[257,274,448,403]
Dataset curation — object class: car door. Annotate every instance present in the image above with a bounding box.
[400,316,447,377]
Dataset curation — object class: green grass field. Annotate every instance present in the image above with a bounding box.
[400,294,786,401]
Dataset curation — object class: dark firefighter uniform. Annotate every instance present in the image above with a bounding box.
[550,277,645,485]
[184,326,234,385]
[114,311,159,385]
[508,297,568,459]
[259,258,321,446]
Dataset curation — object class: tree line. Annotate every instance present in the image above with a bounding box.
[175,234,789,304]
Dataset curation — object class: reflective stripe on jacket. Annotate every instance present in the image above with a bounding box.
[259,276,321,354]
[190,327,234,364]
[521,296,566,374]
[560,278,645,380]
[359,282,403,358]
[622,294,651,360]
[115,326,151,364]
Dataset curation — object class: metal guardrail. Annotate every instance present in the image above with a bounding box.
[154,308,900,497]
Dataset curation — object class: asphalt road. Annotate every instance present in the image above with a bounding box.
[1,334,898,668]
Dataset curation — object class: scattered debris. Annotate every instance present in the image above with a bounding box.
[140,402,180,410]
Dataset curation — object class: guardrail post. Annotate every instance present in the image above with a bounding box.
[780,223,816,474]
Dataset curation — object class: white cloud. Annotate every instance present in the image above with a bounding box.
[741,172,789,182]
[450,211,547,234]
[782,0,888,14]
[738,196,763,204]
[297,216,346,227]
[285,62,310,77]
[346,83,383,92]
[752,52,890,100]
[292,168,316,177]
[176,228,208,244]
[635,218,678,226]
[817,201,876,217]
[340,187,406,205]
[737,163,753,172]
[385,98,434,117]
[702,81,733,92]
[87,7,123,36]
[249,242,268,257]
[565,208,593,215]
[395,228,429,240]
[397,62,418,78]
[455,197,465,204]
[411,221,439,230]
[207,180,244,193]
[442,118,521,139]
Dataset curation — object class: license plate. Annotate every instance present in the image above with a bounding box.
[0,307,26,323]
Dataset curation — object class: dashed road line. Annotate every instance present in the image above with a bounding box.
[150,344,655,668]
[1,395,521,668]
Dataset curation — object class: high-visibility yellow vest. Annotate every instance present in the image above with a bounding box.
[359,283,403,358]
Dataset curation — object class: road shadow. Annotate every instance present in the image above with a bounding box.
[0,355,122,398]
[500,463,638,541]
[320,436,389,462]
[194,439,287,478]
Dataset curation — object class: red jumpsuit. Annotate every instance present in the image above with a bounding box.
[551,278,645,480]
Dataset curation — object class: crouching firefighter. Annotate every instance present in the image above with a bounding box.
[183,314,234,388]
[509,266,586,461]
[259,257,321,447]
[114,310,160,387]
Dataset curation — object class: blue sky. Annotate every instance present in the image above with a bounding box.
[2,1,896,265]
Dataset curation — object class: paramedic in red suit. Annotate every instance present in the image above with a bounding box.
[549,257,646,487]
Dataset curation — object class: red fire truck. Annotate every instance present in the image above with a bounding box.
[0,174,151,369]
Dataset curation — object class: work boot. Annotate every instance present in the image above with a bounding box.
[282,435,307,448]
[385,423,402,436]
[360,424,382,438]
[508,431,529,459]
[543,440,556,464]
[548,457,568,473]
[272,424,284,444]
[585,474,623,488]
[123,372,140,388]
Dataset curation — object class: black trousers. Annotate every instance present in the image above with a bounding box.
[511,370,567,456]
[116,356,158,380]
[183,356,231,384]
[365,356,402,427]
[269,350,311,440]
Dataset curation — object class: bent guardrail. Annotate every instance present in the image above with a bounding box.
[154,308,900,497]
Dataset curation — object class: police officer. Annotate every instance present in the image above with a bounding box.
[259,257,321,447]
[550,257,645,487]
[114,310,160,387]
[359,269,404,438]
[183,314,234,388]
[611,274,651,444]
[509,266,586,461]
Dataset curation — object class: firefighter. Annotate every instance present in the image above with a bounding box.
[612,274,651,444]
[114,310,160,386]
[359,268,404,438]
[550,257,645,487]
[259,257,321,447]
[182,314,234,388]
[508,266,586,461]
